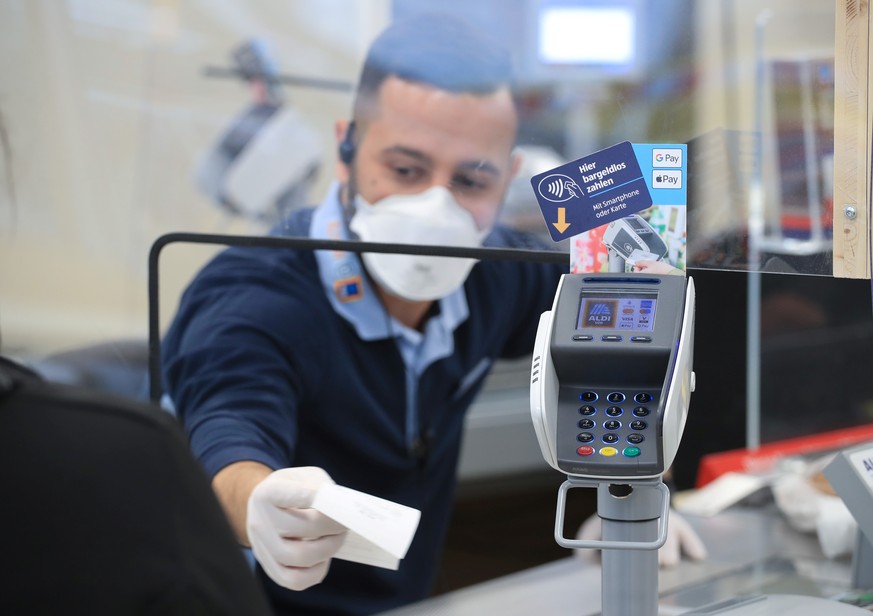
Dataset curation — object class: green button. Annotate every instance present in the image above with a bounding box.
[623,446,641,458]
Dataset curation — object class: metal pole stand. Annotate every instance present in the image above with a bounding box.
[555,476,670,616]
[852,530,873,590]
[607,249,626,273]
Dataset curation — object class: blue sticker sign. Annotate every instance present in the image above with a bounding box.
[531,141,653,242]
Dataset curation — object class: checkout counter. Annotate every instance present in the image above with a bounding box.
[379,504,863,615]
[382,272,872,615]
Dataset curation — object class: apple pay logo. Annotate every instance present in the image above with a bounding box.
[652,148,682,167]
[652,169,682,189]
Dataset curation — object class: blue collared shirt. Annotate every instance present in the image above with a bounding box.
[309,183,472,452]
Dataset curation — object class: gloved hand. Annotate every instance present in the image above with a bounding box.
[574,508,707,567]
[247,466,348,591]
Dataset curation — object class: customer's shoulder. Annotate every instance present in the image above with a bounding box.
[0,356,179,438]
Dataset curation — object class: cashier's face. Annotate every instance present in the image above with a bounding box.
[336,75,521,231]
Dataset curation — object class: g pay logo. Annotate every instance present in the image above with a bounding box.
[536,173,582,203]
[652,148,682,168]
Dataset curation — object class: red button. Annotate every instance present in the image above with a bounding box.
[577,446,595,456]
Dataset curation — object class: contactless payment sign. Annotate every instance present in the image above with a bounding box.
[531,142,688,243]
[531,141,652,242]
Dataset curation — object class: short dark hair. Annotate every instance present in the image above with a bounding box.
[352,13,514,119]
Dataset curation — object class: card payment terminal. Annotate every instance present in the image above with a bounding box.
[529,272,694,616]
[529,272,868,616]
[530,272,695,480]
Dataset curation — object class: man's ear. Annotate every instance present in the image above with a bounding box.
[334,119,352,183]
[509,148,523,182]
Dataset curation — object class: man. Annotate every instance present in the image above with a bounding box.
[163,14,562,615]
[162,13,702,616]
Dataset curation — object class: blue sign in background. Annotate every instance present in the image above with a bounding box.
[530,141,688,242]
[531,141,653,242]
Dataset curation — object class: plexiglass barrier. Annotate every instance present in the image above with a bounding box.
[0,1,871,484]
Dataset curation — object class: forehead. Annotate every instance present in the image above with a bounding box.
[361,76,518,165]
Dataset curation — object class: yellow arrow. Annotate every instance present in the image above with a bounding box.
[552,207,570,233]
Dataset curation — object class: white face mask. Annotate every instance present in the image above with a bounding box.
[349,186,490,302]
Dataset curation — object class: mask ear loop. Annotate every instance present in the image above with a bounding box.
[338,121,359,232]
[338,121,356,165]
[336,125,398,331]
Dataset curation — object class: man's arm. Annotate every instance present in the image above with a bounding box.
[213,460,274,546]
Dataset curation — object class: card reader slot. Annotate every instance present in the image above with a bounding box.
[581,277,661,285]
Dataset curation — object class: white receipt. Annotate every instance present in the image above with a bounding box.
[311,484,421,570]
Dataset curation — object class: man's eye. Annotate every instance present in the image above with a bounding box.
[452,175,488,192]
[392,166,423,182]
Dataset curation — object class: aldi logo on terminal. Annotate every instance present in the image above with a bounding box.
[582,300,617,328]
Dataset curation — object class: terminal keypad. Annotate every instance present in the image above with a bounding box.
[573,389,657,461]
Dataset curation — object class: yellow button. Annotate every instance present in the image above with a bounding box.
[600,447,618,457]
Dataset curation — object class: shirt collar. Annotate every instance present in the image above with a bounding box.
[311,183,469,361]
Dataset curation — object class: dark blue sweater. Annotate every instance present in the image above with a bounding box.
[162,213,565,615]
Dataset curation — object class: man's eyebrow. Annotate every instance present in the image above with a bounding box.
[457,159,500,176]
[381,145,432,165]
[381,146,501,176]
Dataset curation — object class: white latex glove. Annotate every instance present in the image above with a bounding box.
[247,466,348,591]
[574,508,707,568]
[771,460,858,559]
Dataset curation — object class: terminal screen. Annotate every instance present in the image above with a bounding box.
[576,292,657,331]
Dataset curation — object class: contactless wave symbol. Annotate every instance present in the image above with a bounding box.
[537,173,581,203]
